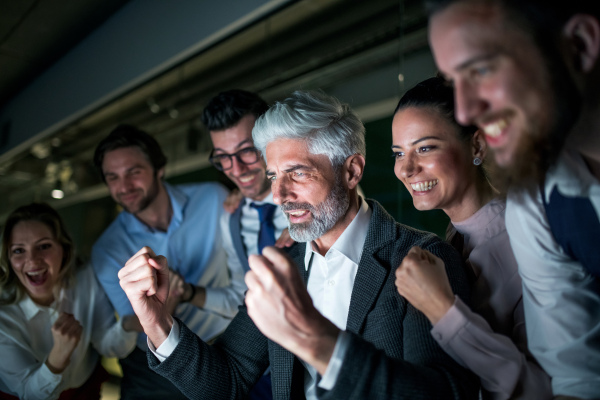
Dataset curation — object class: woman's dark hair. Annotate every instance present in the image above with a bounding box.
[93,124,167,182]
[394,75,478,142]
[201,89,269,131]
[0,203,78,305]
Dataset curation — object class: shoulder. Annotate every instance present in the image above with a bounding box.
[173,182,228,199]
[366,199,453,263]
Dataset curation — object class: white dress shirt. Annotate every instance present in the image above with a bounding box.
[0,265,137,399]
[150,197,372,400]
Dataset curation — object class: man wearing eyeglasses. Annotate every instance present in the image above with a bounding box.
[202,90,292,399]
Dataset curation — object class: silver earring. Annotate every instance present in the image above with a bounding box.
[473,157,482,166]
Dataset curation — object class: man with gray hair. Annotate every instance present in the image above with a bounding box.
[118,90,479,399]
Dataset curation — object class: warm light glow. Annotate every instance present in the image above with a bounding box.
[398,74,405,82]
[51,189,64,199]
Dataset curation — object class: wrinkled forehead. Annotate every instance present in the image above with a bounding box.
[265,138,332,174]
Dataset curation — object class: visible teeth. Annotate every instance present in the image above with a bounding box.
[482,119,508,138]
[26,270,45,276]
[411,180,438,192]
[289,211,306,216]
[239,175,254,183]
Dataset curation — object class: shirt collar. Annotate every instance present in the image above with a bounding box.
[303,196,372,270]
[18,294,50,321]
[243,191,275,207]
[545,147,598,200]
[122,182,187,234]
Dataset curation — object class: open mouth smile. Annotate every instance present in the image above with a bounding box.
[410,179,438,192]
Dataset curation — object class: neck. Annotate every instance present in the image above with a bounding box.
[135,182,173,232]
[252,187,271,202]
[311,192,360,256]
[445,176,495,223]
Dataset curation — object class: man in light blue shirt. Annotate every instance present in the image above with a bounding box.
[91,125,234,400]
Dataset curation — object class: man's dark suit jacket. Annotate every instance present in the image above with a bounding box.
[148,199,479,399]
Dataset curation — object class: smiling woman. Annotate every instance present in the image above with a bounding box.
[392,76,551,399]
[0,203,137,400]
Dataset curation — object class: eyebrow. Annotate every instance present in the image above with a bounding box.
[391,136,442,150]
[213,139,254,153]
[11,237,54,246]
[266,164,312,177]
[103,164,146,175]
[454,52,498,73]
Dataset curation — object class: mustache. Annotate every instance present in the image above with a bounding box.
[280,202,315,213]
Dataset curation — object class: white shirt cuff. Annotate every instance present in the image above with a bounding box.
[147,318,180,362]
[318,330,350,390]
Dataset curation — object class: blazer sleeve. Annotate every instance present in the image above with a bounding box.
[148,308,269,400]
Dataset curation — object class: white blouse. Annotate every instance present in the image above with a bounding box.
[0,264,136,400]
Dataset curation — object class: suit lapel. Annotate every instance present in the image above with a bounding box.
[229,202,251,272]
[346,200,395,334]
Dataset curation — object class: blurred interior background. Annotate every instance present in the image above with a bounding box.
[0,0,448,256]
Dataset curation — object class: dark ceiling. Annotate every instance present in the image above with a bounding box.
[0,0,429,220]
[0,0,130,109]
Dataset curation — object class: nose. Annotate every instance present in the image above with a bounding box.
[119,176,135,192]
[453,79,487,126]
[229,156,247,177]
[397,152,420,180]
[271,176,288,205]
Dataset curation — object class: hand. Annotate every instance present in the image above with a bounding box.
[118,246,173,348]
[395,246,455,325]
[223,188,244,214]
[245,247,339,375]
[46,312,83,374]
[275,228,295,248]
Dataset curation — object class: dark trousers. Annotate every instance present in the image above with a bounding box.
[119,346,188,400]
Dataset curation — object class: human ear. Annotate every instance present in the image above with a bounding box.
[563,14,600,73]
[471,130,487,161]
[343,154,365,190]
[157,167,165,180]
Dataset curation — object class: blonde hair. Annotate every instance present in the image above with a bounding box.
[0,203,79,305]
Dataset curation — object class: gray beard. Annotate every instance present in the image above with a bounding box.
[281,178,350,243]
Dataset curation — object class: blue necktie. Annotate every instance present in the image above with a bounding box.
[250,203,277,254]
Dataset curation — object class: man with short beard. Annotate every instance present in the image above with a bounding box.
[426,0,600,397]
[118,90,479,399]
[91,125,240,400]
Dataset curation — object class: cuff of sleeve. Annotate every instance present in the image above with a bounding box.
[40,359,62,387]
[202,287,218,312]
[431,296,468,345]
[148,317,180,362]
[318,330,350,390]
